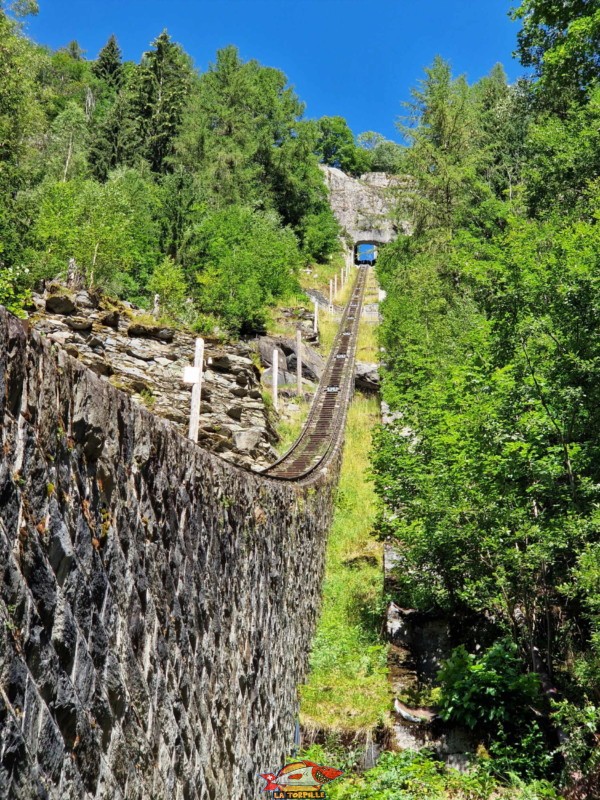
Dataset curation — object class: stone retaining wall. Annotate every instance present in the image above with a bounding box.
[0,308,341,799]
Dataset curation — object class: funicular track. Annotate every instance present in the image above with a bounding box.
[259,265,369,482]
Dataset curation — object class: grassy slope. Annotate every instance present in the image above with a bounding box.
[274,397,312,454]
[300,393,391,733]
[299,270,565,799]
[300,270,391,735]
[264,262,390,732]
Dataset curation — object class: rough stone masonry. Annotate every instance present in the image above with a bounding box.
[0,308,342,799]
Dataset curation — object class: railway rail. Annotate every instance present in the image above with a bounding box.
[259,264,369,482]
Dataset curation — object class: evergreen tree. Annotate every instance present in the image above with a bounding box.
[174,45,339,262]
[88,89,141,180]
[62,40,85,61]
[92,34,123,90]
[177,45,299,206]
[133,30,193,173]
[399,56,488,237]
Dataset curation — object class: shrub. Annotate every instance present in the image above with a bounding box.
[325,749,560,800]
[147,256,188,317]
[0,265,32,317]
[437,641,553,780]
[185,205,301,333]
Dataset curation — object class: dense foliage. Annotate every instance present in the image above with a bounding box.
[316,748,560,800]
[0,12,341,331]
[372,1,600,794]
[0,8,402,332]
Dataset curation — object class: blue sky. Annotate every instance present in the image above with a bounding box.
[26,1,524,141]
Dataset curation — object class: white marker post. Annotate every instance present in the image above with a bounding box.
[296,328,302,396]
[313,299,318,334]
[329,279,333,313]
[334,274,338,299]
[340,266,345,290]
[184,338,204,443]
[272,348,279,411]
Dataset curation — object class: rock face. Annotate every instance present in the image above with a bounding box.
[355,362,380,393]
[255,336,325,384]
[0,307,343,799]
[321,165,410,245]
[29,288,278,469]
[45,294,77,315]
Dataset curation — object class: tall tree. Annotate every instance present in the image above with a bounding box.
[92,34,123,90]
[472,67,532,201]
[174,45,338,262]
[177,46,302,206]
[398,56,489,237]
[88,88,141,180]
[44,101,89,182]
[62,40,85,61]
[512,0,600,109]
[133,30,193,173]
[158,166,204,260]
[315,115,370,176]
[0,10,41,266]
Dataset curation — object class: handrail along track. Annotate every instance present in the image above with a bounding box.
[259,265,369,482]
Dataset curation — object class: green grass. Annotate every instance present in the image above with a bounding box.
[319,750,563,800]
[274,397,312,455]
[300,393,391,733]
[317,311,340,354]
[300,292,390,734]
[302,252,347,293]
[266,295,312,339]
[300,266,391,734]
[356,319,378,363]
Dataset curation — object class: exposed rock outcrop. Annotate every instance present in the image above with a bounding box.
[321,165,410,244]
[385,547,476,769]
[29,288,278,469]
[255,336,325,383]
[355,362,380,393]
[256,338,379,395]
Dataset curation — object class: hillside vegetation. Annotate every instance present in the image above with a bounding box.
[0,1,403,335]
[371,1,600,797]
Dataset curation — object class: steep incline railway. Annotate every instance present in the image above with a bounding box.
[260,264,369,481]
